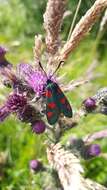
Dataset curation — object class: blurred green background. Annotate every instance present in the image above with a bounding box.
[0,0,107,189]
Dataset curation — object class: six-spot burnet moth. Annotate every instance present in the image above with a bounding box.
[39,61,73,125]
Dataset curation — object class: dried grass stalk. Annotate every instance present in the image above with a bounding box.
[44,0,67,55]
[59,0,107,61]
[47,143,86,190]
[33,35,43,64]
[85,179,107,190]
[84,129,107,143]
[47,143,107,190]
[100,8,107,31]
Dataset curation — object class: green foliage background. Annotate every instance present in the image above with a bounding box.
[0,0,107,189]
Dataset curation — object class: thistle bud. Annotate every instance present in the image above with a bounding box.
[83,97,96,112]
[32,120,46,134]
[87,144,101,156]
[81,144,101,159]
[29,159,42,172]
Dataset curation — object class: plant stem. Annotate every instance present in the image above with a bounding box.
[67,0,82,40]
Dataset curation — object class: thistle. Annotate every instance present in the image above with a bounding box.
[0,0,107,189]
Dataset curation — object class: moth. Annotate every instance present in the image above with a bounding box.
[39,61,72,125]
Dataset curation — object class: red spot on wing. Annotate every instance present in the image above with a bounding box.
[46,90,52,98]
[60,98,66,104]
[48,102,56,109]
[47,111,53,118]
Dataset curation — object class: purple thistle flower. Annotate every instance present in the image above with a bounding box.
[0,93,41,124]
[6,93,27,112]
[27,70,47,96]
[29,159,42,172]
[17,63,56,96]
[17,63,34,78]
[83,97,96,112]
[0,93,25,123]
[32,120,46,134]
[0,105,10,122]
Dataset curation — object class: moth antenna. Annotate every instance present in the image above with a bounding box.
[39,61,48,78]
[51,61,64,77]
[39,61,64,79]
